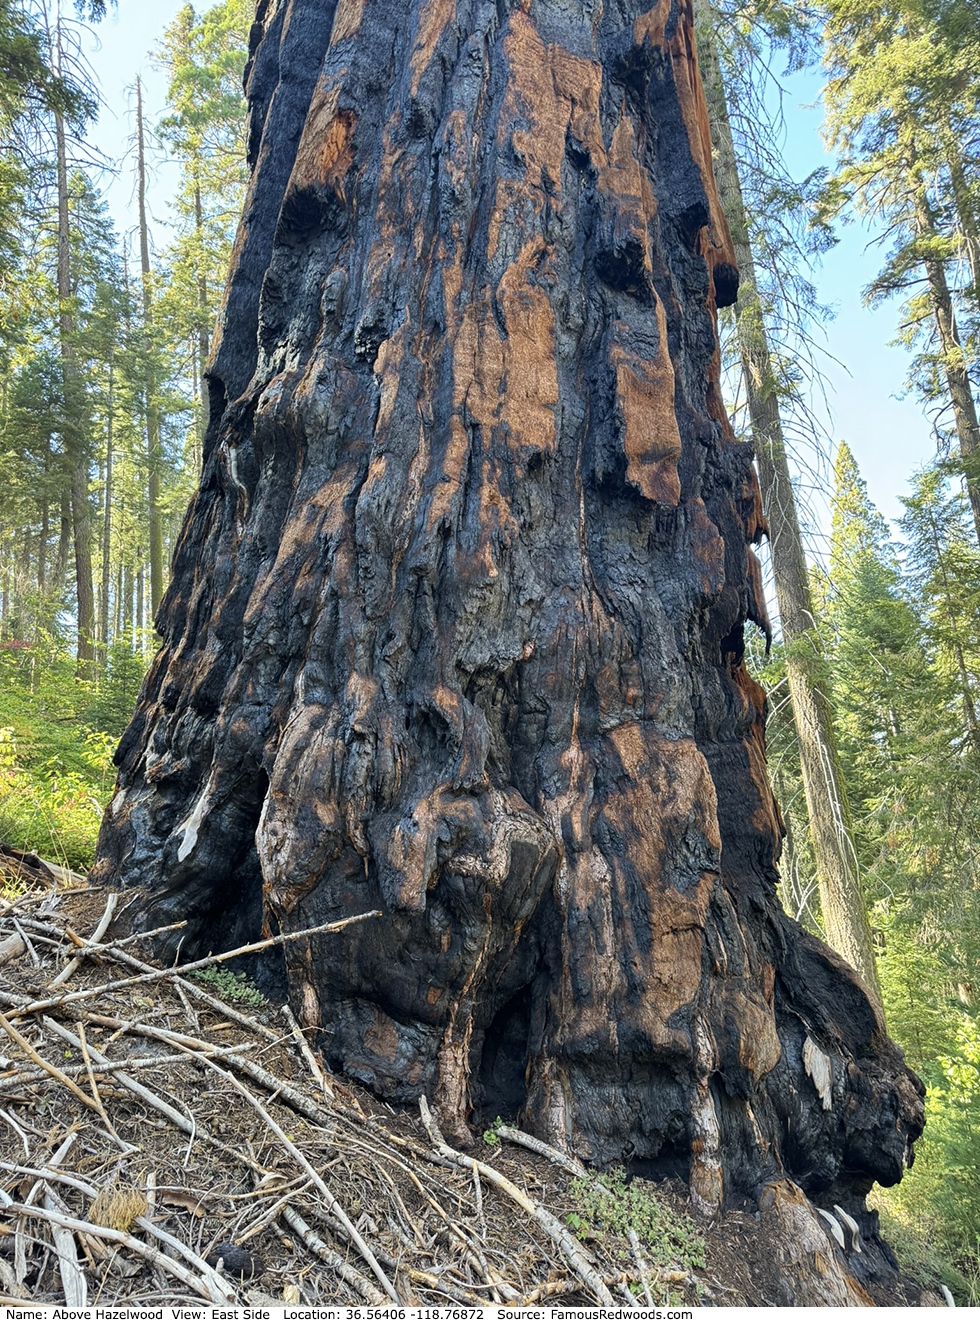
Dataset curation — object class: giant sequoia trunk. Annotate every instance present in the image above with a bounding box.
[92,0,923,1247]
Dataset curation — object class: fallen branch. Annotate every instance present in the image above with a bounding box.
[14,912,186,954]
[77,1022,128,1151]
[0,1107,29,1157]
[282,1004,334,1099]
[9,910,382,1015]
[184,1049,399,1303]
[37,1136,86,1307]
[497,1124,588,1179]
[41,1018,229,1157]
[0,1039,256,1093]
[280,1205,385,1304]
[0,935,25,968]
[37,1018,314,1187]
[629,1228,656,1307]
[46,892,118,988]
[238,1180,314,1244]
[521,1271,644,1304]
[42,1185,87,1309]
[418,1096,615,1307]
[0,1156,229,1300]
[6,1201,232,1302]
[171,972,279,1042]
[0,1010,101,1115]
[53,1009,333,1133]
[317,1225,492,1309]
[8,916,277,1044]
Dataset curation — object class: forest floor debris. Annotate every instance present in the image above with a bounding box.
[0,871,939,1307]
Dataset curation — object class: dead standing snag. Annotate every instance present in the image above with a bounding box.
[92,0,922,1265]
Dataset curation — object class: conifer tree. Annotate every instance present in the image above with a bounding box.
[825,449,980,1071]
[826,444,924,881]
[155,0,249,463]
[135,76,163,621]
[696,0,881,998]
[822,0,980,542]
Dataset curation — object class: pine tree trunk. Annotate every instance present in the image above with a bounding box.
[695,1,881,1002]
[100,359,114,658]
[93,0,921,1235]
[55,98,95,677]
[56,491,70,587]
[948,149,980,304]
[136,79,165,623]
[135,560,144,639]
[38,443,49,596]
[122,558,133,644]
[115,560,123,640]
[913,185,980,543]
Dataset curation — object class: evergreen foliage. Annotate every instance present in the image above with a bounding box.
[821,0,980,532]
[802,446,980,1291]
[749,449,980,1294]
[0,0,250,658]
[0,0,250,856]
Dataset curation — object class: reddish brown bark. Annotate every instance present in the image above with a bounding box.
[92,0,922,1274]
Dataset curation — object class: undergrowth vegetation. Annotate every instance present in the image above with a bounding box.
[191,966,267,1008]
[0,630,146,872]
[872,1017,980,1303]
[569,1169,706,1286]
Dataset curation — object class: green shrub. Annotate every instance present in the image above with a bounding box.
[0,724,114,874]
[569,1168,705,1273]
[482,1116,503,1146]
[190,966,267,1007]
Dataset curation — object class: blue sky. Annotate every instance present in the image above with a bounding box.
[82,4,937,543]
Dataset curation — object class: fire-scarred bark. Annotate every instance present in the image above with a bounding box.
[92,0,923,1266]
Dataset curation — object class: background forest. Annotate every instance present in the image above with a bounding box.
[0,0,977,1301]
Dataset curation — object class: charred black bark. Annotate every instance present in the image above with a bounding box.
[92,0,923,1255]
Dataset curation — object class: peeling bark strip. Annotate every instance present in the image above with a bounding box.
[92,0,923,1250]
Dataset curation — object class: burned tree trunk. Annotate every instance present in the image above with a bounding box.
[93,0,922,1245]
